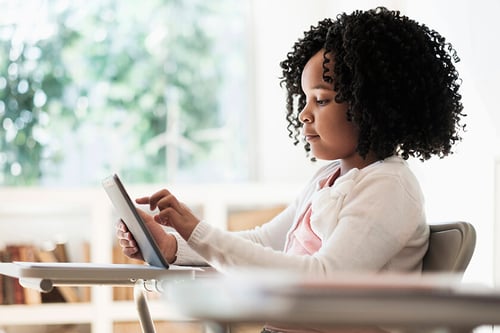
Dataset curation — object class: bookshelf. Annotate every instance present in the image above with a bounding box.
[0,183,298,333]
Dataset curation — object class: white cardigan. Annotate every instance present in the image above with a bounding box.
[173,156,429,277]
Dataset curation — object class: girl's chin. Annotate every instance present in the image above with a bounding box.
[309,147,339,161]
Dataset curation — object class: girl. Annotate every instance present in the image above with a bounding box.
[117,2,464,305]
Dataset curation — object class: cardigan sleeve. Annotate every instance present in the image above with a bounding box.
[171,202,297,266]
[182,159,428,276]
[171,232,208,266]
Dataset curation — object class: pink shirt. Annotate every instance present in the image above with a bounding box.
[286,168,340,255]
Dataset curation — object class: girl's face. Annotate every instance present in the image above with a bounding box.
[299,50,360,165]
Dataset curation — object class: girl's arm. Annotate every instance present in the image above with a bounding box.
[184,167,428,276]
[172,202,298,266]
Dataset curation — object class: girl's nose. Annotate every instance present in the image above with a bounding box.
[299,105,312,123]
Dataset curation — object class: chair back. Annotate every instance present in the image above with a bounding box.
[422,221,476,274]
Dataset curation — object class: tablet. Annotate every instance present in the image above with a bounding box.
[102,174,170,269]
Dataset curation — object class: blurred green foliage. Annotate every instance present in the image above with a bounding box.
[0,0,246,186]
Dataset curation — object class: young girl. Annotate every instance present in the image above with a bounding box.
[117,3,464,295]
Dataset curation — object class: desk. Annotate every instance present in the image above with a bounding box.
[0,262,206,333]
[165,272,500,333]
[3,264,500,333]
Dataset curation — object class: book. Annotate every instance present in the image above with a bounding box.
[0,249,6,304]
[5,245,25,304]
[112,243,145,301]
[18,245,42,304]
[35,243,82,303]
[80,241,92,302]
[1,248,15,304]
[53,242,69,262]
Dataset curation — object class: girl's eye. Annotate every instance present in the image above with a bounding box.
[317,99,329,106]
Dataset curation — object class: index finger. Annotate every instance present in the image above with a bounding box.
[135,196,151,205]
[148,189,172,211]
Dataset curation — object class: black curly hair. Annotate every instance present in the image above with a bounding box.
[280,7,465,161]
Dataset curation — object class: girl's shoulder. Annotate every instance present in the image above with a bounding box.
[330,155,421,193]
[355,156,424,200]
[361,155,415,178]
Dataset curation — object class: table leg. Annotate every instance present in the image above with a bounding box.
[134,279,156,333]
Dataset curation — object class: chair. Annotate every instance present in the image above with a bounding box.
[422,221,476,275]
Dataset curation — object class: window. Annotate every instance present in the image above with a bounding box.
[0,0,249,186]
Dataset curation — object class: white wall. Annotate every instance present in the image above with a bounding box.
[402,0,500,285]
[250,0,500,285]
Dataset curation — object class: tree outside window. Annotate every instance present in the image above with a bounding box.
[0,0,249,186]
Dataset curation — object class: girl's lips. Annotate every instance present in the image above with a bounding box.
[305,134,320,142]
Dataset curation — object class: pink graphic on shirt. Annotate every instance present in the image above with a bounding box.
[286,203,322,255]
[286,168,340,255]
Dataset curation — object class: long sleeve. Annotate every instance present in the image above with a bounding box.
[171,232,207,266]
[179,157,429,276]
[172,193,300,266]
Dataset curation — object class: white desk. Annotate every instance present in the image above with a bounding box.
[0,262,207,333]
[165,272,500,333]
[4,264,500,333]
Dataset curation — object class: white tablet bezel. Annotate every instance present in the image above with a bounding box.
[102,174,169,269]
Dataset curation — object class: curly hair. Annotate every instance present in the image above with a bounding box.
[280,7,465,161]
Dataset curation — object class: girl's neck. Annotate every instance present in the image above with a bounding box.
[339,152,379,176]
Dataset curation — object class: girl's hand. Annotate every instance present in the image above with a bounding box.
[136,189,200,241]
[115,208,178,263]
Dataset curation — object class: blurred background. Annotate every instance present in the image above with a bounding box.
[0,0,499,332]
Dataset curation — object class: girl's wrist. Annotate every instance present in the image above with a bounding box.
[165,233,178,263]
[178,220,199,241]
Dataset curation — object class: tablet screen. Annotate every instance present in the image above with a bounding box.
[102,174,169,269]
